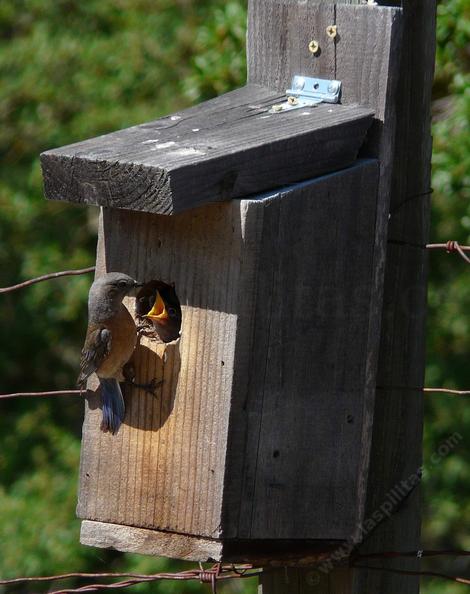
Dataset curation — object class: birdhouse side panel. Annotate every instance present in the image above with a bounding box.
[222,160,381,541]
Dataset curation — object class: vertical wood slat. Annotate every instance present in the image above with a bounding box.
[355,1,436,593]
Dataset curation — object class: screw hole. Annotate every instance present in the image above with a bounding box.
[273,450,280,458]
[314,83,319,90]
[221,360,225,366]
[347,415,354,424]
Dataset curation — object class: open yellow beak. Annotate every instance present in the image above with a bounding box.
[144,290,169,321]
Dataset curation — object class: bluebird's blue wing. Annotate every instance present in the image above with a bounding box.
[77,326,111,387]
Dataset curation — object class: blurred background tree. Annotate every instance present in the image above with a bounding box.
[0,0,467,592]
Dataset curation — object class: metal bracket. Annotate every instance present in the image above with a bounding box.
[270,75,342,113]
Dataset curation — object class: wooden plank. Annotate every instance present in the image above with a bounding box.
[78,203,244,539]
[40,85,373,215]
[261,567,352,594]
[247,2,336,90]
[222,159,380,541]
[80,520,223,562]
[354,0,436,592]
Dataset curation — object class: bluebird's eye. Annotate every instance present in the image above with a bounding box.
[118,280,128,288]
[168,307,177,317]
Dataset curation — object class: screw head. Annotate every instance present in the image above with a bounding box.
[272,104,283,112]
[308,39,319,54]
[287,96,299,105]
[326,24,337,38]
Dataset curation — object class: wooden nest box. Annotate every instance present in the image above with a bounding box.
[40,3,403,565]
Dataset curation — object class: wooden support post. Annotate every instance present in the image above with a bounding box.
[255,0,436,592]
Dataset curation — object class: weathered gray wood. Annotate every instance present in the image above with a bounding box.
[81,520,223,562]
[41,85,373,215]
[354,0,436,592]
[78,160,383,558]
[223,160,380,541]
[257,1,435,593]
[260,567,352,594]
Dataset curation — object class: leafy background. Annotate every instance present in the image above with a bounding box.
[0,0,467,592]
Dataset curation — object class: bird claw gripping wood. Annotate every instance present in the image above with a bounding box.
[125,376,163,396]
[122,362,163,396]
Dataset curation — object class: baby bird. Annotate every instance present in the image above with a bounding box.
[77,272,141,434]
[136,280,181,343]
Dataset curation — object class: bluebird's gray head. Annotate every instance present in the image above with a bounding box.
[88,272,141,322]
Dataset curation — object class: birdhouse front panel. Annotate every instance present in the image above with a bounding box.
[78,201,247,538]
[77,159,381,560]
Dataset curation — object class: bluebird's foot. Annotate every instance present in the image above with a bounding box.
[125,377,163,396]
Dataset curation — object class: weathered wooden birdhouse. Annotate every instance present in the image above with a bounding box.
[40,2,404,564]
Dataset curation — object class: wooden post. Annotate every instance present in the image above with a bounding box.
[255,0,436,592]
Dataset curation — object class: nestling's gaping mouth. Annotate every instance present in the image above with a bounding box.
[144,290,169,321]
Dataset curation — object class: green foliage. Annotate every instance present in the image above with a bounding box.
[421,1,470,592]
[0,0,467,592]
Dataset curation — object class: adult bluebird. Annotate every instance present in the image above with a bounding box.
[77,272,141,434]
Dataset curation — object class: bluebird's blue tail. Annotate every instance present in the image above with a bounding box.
[99,378,125,434]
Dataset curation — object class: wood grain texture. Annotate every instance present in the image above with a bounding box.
[253,2,434,593]
[354,1,436,593]
[40,85,373,215]
[80,520,223,562]
[78,204,244,539]
[260,567,352,594]
[222,160,380,542]
[78,160,382,558]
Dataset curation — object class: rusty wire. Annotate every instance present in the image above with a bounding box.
[352,563,470,586]
[423,387,470,396]
[3,386,470,400]
[0,390,83,400]
[355,548,470,560]
[377,385,470,396]
[0,266,95,294]
[427,240,470,264]
[0,564,261,594]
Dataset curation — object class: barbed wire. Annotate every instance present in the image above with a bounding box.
[355,548,470,559]
[427,240,470,264]
[0,266,95,294]
[423,387,470,396]
[3,386,469,400]
[3,552,470,593]
[352,564,470,586]
[0,563,261,594]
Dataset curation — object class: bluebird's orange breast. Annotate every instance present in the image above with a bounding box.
[97,304,137,380]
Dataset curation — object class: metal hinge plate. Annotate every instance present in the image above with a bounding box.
[270,75,342,113]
